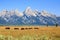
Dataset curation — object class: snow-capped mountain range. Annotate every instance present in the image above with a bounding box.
[0,7,60,25]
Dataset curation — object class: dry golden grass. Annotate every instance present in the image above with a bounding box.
[0,26,60,37]
[0,26,60,40]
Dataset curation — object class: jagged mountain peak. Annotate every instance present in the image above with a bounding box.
[24,7,36,17]
[41,10,56,18]
[25,7,32,13]
[26,6,31,10]
[41,10,51,16]
[0,9,8,17]
[0,7,60,25]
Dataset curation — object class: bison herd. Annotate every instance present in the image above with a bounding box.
[5,27,39,30]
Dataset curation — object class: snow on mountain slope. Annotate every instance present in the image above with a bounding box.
[56,17,60,25]
[41,10,56,18]
[14,9,23,17]
[0,9,7,17]
[0,7,60,25]
[24,7,36,17]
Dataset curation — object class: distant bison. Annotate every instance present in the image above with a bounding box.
[34,28,39,29]
[5,27,10,29]
[14,28,19,30]
[21,28,24,30]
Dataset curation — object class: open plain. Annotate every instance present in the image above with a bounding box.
[0,26,60,40]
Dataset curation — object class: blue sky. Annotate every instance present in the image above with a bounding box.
[0,0,60,16]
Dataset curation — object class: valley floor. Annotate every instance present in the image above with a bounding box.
[0,26,60,40]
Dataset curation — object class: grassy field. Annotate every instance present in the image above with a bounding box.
[0,26,60,40]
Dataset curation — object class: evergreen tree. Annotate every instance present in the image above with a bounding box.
[55,23,58,27]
